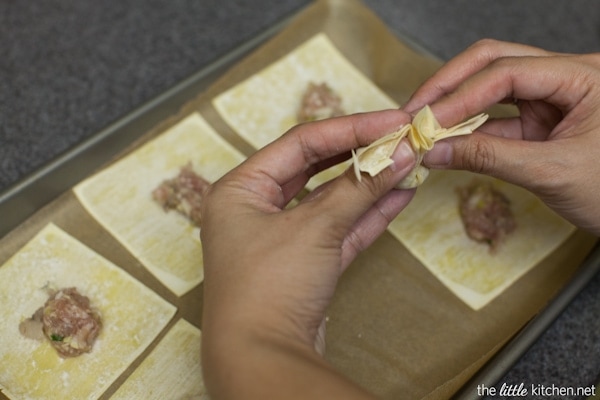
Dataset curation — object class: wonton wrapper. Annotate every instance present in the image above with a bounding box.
[353,105,488,188]
[75,113,246,296]
[0,224,176,400]
[213,33,398,190]
[111,319,208,400]
[388,170,575,310]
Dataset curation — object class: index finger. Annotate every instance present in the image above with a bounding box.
[428,54,592,128]
[242,109,411,186]
[403,39,553,116]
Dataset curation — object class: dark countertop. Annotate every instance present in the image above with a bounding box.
[1,1,599,398]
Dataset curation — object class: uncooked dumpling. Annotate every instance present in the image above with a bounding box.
[353,106,488,188]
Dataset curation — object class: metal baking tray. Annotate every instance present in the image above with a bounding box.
[1,9,599,399]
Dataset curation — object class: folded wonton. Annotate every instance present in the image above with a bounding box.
[352,106,488,188]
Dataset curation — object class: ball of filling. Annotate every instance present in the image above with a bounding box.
[41,287,102,357]
[457,181,516,252]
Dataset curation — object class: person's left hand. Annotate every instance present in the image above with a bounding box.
[200,109,416,399]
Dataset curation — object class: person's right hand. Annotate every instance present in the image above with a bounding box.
[403,39,600,235]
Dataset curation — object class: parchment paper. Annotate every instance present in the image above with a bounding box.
[0,0,597,399]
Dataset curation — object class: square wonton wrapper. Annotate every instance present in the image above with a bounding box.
[111,319,208,400]
[0,224,176,400]
[212,33,399,190]
[74,113,246,296]
[388,170,575,310]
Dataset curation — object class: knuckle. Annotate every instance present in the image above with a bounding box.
[343,227,367,256]
[468,38,505,61]
[352,170,388,203]
[374,202,396,226]
[469,38,502,52]
[468,39,522,73]
[460,137,496,174]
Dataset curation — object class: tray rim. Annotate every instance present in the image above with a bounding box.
[0,4,598,398]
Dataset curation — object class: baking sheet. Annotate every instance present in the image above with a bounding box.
[0,0,598,399]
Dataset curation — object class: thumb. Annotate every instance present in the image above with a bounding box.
[424,133,553,191]
[304,139,416,231]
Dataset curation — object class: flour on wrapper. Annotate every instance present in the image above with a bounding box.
[352,106,488,188]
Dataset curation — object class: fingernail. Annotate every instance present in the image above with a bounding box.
[400,102,419,116]
[390,140,416,172]
[424,141,453,166]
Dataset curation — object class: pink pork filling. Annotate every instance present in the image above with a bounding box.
[19,287,102,358]
[152,162,210,227]
[457,181,517,252]
[297,82,345,123]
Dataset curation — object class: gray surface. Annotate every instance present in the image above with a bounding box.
[1,0,600,398]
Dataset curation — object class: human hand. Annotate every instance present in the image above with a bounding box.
[200,109,416,399]
[403,39,600,235]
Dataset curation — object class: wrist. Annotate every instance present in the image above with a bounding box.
[202,323,375,400]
